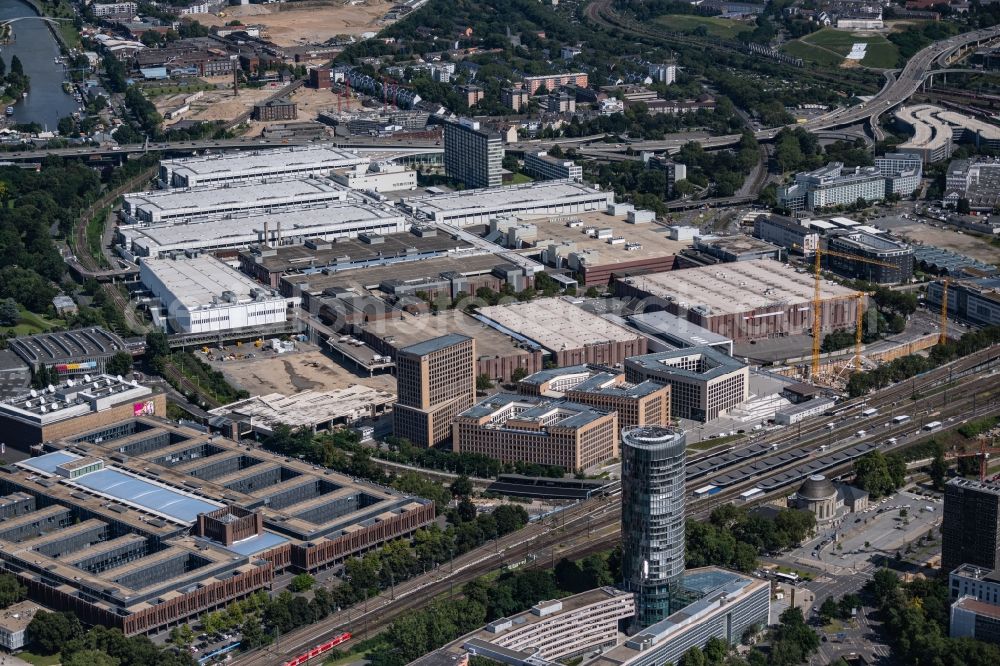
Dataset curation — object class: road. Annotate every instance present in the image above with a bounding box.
[228,345,1000,665]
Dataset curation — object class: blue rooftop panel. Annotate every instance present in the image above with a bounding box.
[19,451,80,475]
[224,531,290,556]
[71,468,221,523]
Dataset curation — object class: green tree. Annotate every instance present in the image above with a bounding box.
[62,650,120,666]
[169,624,193,647]
[703,636,729,665]
[26,610,84,654]
[0,573,25,608]
[290,573,316,592]
[10,55,23,77]
[476,374,493,391]
[819,596,839,624]
[105,351,133,377]
[145,329,170,360]
[450,475,474,497]
[0,298,18,326]
[680,645,707,666]
[929,441,947,490]
[510,367,529,383]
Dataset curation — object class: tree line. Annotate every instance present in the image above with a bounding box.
[686,504,817,573]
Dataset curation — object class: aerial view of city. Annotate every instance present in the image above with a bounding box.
[0,0,997,663]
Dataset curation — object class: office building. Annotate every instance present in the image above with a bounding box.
[777,163,886,212]
[443,118,503,189]
[943,478,1000,573]
[523,151,583,181]
[943,159,1000,211]
[393,334,476,448]
[331,161,417,192]
[621,427,687,629]
[139,255,290,334]
[475,298,647,367]
[121,178,347,225]
[8,328,131,376]
[252,97,297,121]
[0,601,43,651]
[0,374,165,450]
[826,231,914,284]
[950,564,1000,604]
[951,596,1000,644]
[613,260,859,342]
[875,152,923,179]
[0,417,434,635]
[523,73,588,94]
[927,278,1000,327]
[400,180,613,227]
[117,198,408,259]
[752,214,820,256]
[518,366,670,429]
[688,235,783,264]
[452,394,619,471]
[158,146,369,188]
[894,104,955,164]
[625,348,748,422]
[410,588,636,666]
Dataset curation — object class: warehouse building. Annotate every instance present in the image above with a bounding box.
[117,199,408,259]
[517,365,670,429]
[474,297,647,367]
[158,146,369,188]
[0,417,434,635]
[121,178,347,224]
[139,254,290,334]
[0,374,165,450]
[773,397,836,425]
[400,180,614,227]
[355,309,544,382]
[624,347,748,422]
[239,227,475,289]
[453,393,619,470]
[752,214,820,256]
[685,235,783,264]
[826,231,914,284]
[8,328,132,376]
[331,162,417,193]
[612,260,859,342]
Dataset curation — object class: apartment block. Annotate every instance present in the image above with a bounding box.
[524,151,583,181]
[523,73,588,94]
[502,87,530,112]
[393,334,476,448]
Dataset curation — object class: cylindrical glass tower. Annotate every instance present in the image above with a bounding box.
[620,426,687,631]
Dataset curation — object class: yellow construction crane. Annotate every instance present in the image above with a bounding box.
[939,278,949,345]
[808,248,896,380]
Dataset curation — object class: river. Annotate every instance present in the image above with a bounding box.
[0,0,79,130]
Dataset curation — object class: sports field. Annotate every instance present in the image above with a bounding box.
[654,14,753,40]
[782,28,900,69]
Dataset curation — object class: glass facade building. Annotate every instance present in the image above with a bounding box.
[621,426,687,630]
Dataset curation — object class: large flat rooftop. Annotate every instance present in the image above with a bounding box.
[241,227,475,275]
[123,177,346,221]
[207,386,396,433]
[615,259,856,314]
[141,255,283,310]
[511,211,691,265]
[475,297,643,353]
[401,180,610,217]
[162,145,368,180]
[364,310,528,360]
[119,199,406,256]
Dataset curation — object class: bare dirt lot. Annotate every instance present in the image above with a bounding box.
[199,0,392,47]
[163,79,293,124]
[880,217,1000,264]
[206,344,397,396]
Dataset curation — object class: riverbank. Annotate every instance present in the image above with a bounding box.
[21,0,80,51]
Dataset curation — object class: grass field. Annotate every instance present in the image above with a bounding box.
[0,309,65,336]
[655,14,753,40]
[18,651,61,666]
[781,28,900,69]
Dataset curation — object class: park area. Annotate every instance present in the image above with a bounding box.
[782,28,900,68]
[197,0,393,46]
[654,14,753,40]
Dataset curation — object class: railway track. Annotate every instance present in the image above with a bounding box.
[232,347,999,665]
